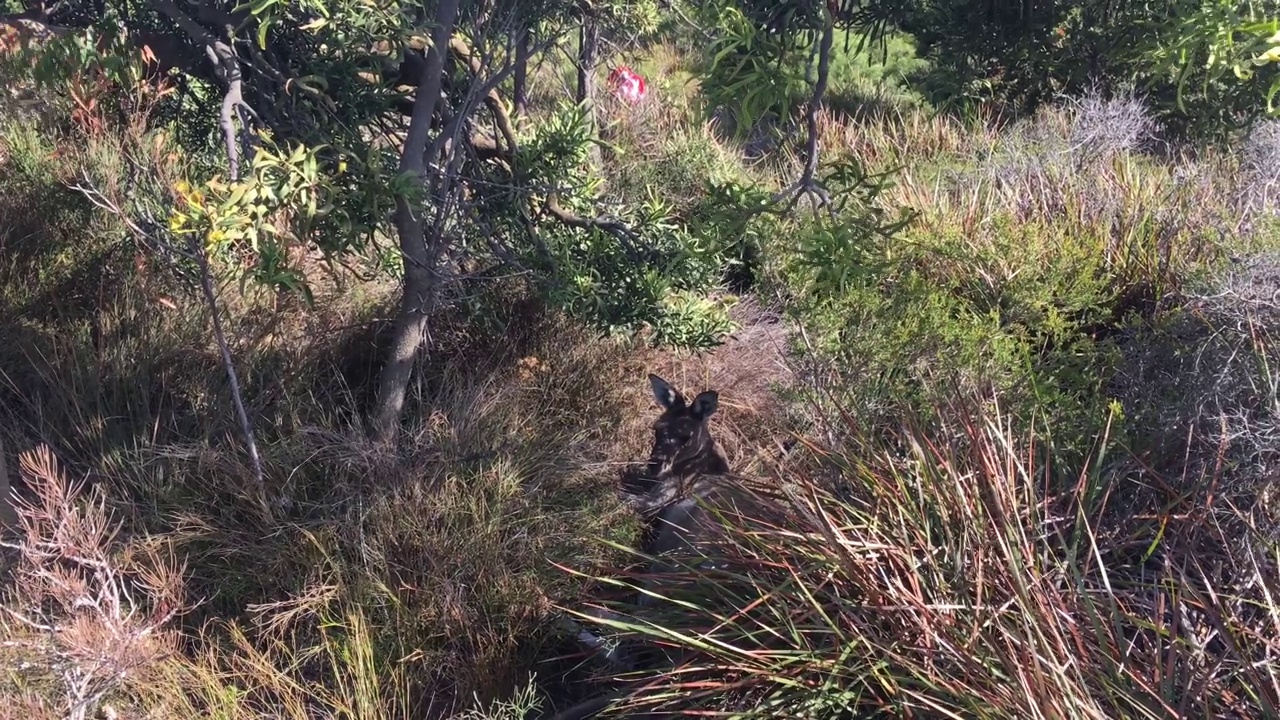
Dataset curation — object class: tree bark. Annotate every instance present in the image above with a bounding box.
[370,0,461,444]
[575,17,597,106]
[0,435,16,532]
[149,0,257,180]
[513,26,531,120]
[576,15,600,167]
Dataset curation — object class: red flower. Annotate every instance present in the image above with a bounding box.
[607,65,647,104]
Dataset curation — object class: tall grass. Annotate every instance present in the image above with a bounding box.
[0,304,657,716]
[592,393,1280,718]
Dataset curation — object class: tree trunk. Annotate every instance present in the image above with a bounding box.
[370,0,461,444]
[577,16,600,167]
[371,258,436,442]
[0,435,17,532]
[513,26,530,120]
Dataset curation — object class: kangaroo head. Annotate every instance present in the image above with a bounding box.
[646,373,726,479]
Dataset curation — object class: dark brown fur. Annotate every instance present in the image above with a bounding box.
[553,377,744,717]
[640,373,729,503]
[635,374,737,585]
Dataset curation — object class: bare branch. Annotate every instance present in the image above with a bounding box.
[770,8,835,210]
[543,191,644,261]
[189,233,270,516]
[149,0,257,180]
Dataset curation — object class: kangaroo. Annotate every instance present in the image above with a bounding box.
[636,374,734,579]
[548,375,740,719]
[644,374,729,482]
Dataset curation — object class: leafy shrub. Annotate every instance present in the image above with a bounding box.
[901,0,1280,143]
[685,2,926,138]
[689,2,812,135]
[774,97,1245,465]
[521,103,739,349]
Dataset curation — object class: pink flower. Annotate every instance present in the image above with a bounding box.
[608,65,647,104]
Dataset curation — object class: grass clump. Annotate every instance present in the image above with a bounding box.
[2,290,649,716]
[595,393,1279,718]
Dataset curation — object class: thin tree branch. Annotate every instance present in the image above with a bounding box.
[189,235,269,514]
[70,168,267,515]
[149,0,258,180]
[770,8,835,209]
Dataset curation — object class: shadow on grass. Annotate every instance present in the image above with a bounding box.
[0,267,653,715]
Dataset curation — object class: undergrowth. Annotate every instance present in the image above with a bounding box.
[2,25,1280,720]
[591,392,1280,718]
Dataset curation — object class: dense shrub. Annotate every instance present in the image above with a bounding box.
[770,95,1250,468]
[901,0,1280,142]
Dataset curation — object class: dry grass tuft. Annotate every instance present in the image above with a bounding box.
[1237,119,1280,224]
[1,444,187,720]
[598,393,1280,718]
[815,103,993,168]
[1112,252,1280,538]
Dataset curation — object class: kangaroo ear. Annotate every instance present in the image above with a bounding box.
[690,390,718,420]
[649,374,683,409]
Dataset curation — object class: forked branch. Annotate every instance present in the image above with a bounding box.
[770,9,835,210]
[149,0,259,179]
